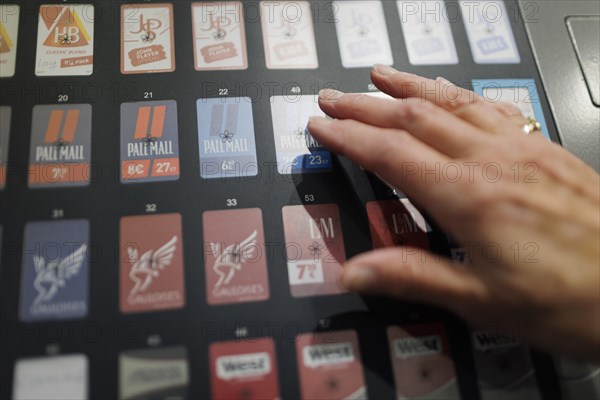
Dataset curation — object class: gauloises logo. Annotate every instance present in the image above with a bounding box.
[120,213,185,313]
[19,220,89,322]
[121,100,179,183]
[28,104,91,188]
[210,231,258,291]
[40,5,90,47]
[126,236,177,302]
[203,208,270,305]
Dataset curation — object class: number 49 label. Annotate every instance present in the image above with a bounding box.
[120,100,180,183]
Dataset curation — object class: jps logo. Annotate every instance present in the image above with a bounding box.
[131,14,162,42]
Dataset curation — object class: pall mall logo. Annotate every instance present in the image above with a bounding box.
[44,109,80,146]
[122,101,179,182]
[41,5,90,47]
[134,104,167,143]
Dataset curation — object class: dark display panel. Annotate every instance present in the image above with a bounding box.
[0,1,561,399]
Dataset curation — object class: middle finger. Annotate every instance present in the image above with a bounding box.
[319,89,488,158]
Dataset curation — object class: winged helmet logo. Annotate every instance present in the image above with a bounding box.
[127,236,178,300]
[210,231,258,291]
[32,244,87,305]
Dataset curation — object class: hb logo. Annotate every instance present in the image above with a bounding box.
[54,26,80,45]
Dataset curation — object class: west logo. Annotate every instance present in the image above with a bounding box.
[216,353,271,379]
[296,331,367,400]
[387,324,461,399]
[394,335,442,359]
[121,100,180,183]
[303,343,355,367]
[472,331,519,351]
[120,347,189,399]
[210,338,280,399]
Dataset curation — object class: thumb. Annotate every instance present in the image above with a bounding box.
[342,247,487,316]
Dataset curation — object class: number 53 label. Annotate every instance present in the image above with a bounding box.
[120,100,180,183]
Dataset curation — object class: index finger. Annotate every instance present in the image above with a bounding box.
[307,116,463,224]
[371,65,480,108]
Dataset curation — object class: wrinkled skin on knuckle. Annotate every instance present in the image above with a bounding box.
[459,179,500,221]
[495,101,522,117]
[369,135,403,172]
[342,94,370,117]
[328,119,353,155]
[399,100,433,123]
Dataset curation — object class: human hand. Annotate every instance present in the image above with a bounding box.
[307,65,600,361]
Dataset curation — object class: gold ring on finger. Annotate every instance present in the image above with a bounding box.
[521,117,542,135]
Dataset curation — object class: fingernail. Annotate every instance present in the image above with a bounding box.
[319,88,344,102]
[342,264,378,291]
[373,64,398,76]
[436,76,454,86]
